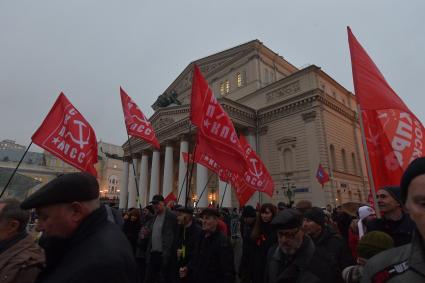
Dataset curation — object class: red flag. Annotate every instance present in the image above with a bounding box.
[182,152,193,164]
[347,27,425,191]
[190,65,247,176]
[239,135,274,197]
[120,87,160,149]
[194,148,255,207]
[32,93,98,176]
[164,192,177,204]
[316,164,330,188]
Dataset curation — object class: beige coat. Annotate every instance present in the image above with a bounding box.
[0,234,45,283]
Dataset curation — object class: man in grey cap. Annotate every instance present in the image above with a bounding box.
[366,185,415,246]
[265,209,338,283]
[20,172,138,283]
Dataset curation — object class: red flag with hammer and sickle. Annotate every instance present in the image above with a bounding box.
[190,65,248,177]
[32,93,98,176]
[120,87,160,149]
[348,27,425,191]
[239,135,274,197]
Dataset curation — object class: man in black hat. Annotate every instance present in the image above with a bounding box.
[143,194,177,283]
[362,157,425,282]
[175,206,201,283]
[303,207,354,282]
[366,186,415,246]
[265,209,338,283]
[20,172,138,283]
[180,208,235,283]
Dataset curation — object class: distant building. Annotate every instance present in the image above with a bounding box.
[0,139,26,151]
[97,141,124,204]
[0,139,124,203]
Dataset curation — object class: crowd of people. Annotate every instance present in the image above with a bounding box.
[1,157,425,282]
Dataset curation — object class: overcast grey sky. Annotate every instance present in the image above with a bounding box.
[1,1,424,151]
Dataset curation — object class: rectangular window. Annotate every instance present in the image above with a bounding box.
[220,82,225,95]
[236,73,243,87]
[225,80,230,94]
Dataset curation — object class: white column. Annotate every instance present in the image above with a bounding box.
[127,159,138,209]
[246,131,260,206]
[149,150,160,201]
[178,139,189,206]
[119,161,129,209]
[219,180,232,208]
[196,164,208,208]
[162,143,174,198]
[138,152,149,207]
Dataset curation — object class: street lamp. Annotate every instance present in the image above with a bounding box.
[281,176,296,207]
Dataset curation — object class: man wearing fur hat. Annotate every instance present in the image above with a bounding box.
[20,172,139,283]
[361,157,425,282]
[366,186,415,247]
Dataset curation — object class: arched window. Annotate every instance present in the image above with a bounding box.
[352,153,357,175]
[341,149,348,172]
[330,145,336,170]
[283,148,294,172]
[108,175,119,193]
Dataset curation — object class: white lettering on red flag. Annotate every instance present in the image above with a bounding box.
[120,87,160,149]
[190,65,247,176]
[348,27,425,190]
[32,93,98,176]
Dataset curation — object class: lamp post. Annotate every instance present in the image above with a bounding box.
[281,176,296,208]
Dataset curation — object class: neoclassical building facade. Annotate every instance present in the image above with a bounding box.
[119,40,369,209]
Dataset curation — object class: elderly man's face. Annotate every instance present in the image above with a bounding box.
[406,174,425,239]
[36,203,79,238]
[277,227,304,255]
[377,189,401,214]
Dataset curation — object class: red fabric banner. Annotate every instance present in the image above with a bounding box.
[120,87,160,149]
[164,192,177,204]
[190,65,247,176]
[239,135,274,197]
[182,152,193,164]
[194,147,255,207]
[32,93,98,176]
[348,27,425,191]
[316,163,330,187]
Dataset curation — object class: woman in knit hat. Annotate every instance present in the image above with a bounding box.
[342,231,394,283]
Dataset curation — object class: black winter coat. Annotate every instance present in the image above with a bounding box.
[37,205,139,283]
[366,213,416,247]
[312,226,355,282]
[265,235,338,283]
[240,222,277,283]
[190,229,235,283]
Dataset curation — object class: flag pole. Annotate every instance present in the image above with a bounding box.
[185,139,198,208]
[126,133,143,210]
[356,105,381,217]
[0,141,33,199]
[220,183,228,208]
[196,173,214,207]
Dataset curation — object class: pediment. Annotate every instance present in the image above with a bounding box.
[152,40,261,110]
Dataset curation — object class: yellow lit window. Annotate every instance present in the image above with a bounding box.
[225,80,230,94]
[236,73,243,87]
[220,82,225,95]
